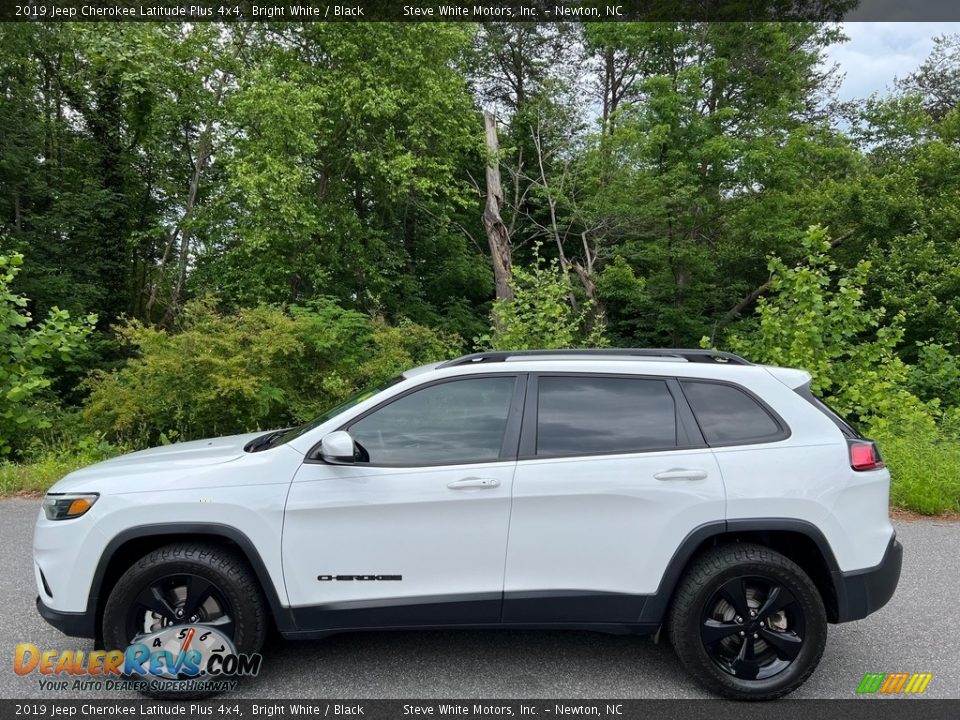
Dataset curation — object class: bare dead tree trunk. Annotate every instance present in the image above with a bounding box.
[482,110,514,302]
[161,123,215,326]
[572,231,601,307]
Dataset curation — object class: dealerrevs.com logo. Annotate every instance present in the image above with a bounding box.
[14,625,262,694]
[857,672,933,695]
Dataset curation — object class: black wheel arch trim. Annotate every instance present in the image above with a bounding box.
[639,518,843,625]
[85,523,295,638]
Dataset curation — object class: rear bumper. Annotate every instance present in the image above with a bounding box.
[36,596,96,638]
[832,532,902,623]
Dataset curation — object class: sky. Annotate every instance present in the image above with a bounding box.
[825,22,960,101]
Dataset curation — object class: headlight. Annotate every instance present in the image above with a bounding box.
[42,493,99,521]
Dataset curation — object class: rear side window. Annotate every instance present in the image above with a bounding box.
[536,376,677,457]
[681,380,784,445]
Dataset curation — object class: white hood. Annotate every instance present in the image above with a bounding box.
[49,431,271,493]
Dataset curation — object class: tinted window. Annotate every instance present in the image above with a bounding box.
[536,376,677,457]
[681,380,781,444]
[348,377,516,465]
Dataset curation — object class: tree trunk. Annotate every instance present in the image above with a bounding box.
[482,110,513,302]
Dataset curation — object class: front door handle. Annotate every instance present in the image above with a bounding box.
[654,468,708,481]
[447,477,500,490]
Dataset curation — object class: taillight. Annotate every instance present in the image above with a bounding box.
[848,439,884,471]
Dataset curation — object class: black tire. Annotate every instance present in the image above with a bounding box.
[102,542,268,699]
[667,543,827,701]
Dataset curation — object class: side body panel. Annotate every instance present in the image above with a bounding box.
[282,460,517,628]
[503,447,725,621]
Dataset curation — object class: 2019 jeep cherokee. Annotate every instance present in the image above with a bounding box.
[34,349,902,700]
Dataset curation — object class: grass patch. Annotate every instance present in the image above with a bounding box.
[0,447,122,496]
[880,434,960,515]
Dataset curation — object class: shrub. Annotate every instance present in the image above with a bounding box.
[0,254,96,456]
[908,342,960,410]
[480,246,607,351]
[720,226,938,436]
[82,298,462,447]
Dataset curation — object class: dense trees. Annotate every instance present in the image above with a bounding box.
[1,22,959,509]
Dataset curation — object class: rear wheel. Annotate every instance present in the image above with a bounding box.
[102,543,268,699]
[667,543,827,700]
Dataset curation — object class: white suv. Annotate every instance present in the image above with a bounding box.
[34,349,901,700]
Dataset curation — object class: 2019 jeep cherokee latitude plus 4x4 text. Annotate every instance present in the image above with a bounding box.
[34,349,902,700]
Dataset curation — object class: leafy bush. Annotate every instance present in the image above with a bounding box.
[721,226,938,436]
[0,254,96,456]
[908,342,960,410]
[82,298,461,447]
[480,247,607,351]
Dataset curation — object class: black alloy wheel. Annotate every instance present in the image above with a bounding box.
[668,543,827,700]
[700,575,805,681]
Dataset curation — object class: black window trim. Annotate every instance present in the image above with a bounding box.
[305,373,527,468]
[678,377,791,448]
[517,372,709,461]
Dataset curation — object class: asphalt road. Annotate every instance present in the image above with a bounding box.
[2,498,958,699]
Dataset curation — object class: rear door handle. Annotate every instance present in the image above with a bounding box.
[447,477,500,490]
[654,468,708,481]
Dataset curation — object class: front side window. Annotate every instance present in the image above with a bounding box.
[348,376,516,465]
[681,380,783,444]
[536,376,677,457]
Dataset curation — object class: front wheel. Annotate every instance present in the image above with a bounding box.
[102,543,268,699]
[667,543,827,700]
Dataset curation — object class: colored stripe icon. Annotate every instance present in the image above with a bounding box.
[857,673,933,695]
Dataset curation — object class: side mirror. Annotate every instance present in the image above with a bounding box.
[320,430,357,464]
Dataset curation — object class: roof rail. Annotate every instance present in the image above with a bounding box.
[438,348,752,368]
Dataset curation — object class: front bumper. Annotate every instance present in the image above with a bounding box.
[832,532,903,623]
[36,596,96,638]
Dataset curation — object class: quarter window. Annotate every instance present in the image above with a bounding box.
[348,376,516,465]
[681,380,782,444]
[536,376,677,457]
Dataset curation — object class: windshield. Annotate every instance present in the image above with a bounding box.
[253,376,405,451]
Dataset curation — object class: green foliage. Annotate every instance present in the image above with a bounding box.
[82,299,461,447]
[721,227,936,436]
[593,256,651,345]
[581,22,849,346]
[0,254,95,456]
[908,343,960,410]
[480,248,606,351]
[880,434,960,515]
[2,24,960,515]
